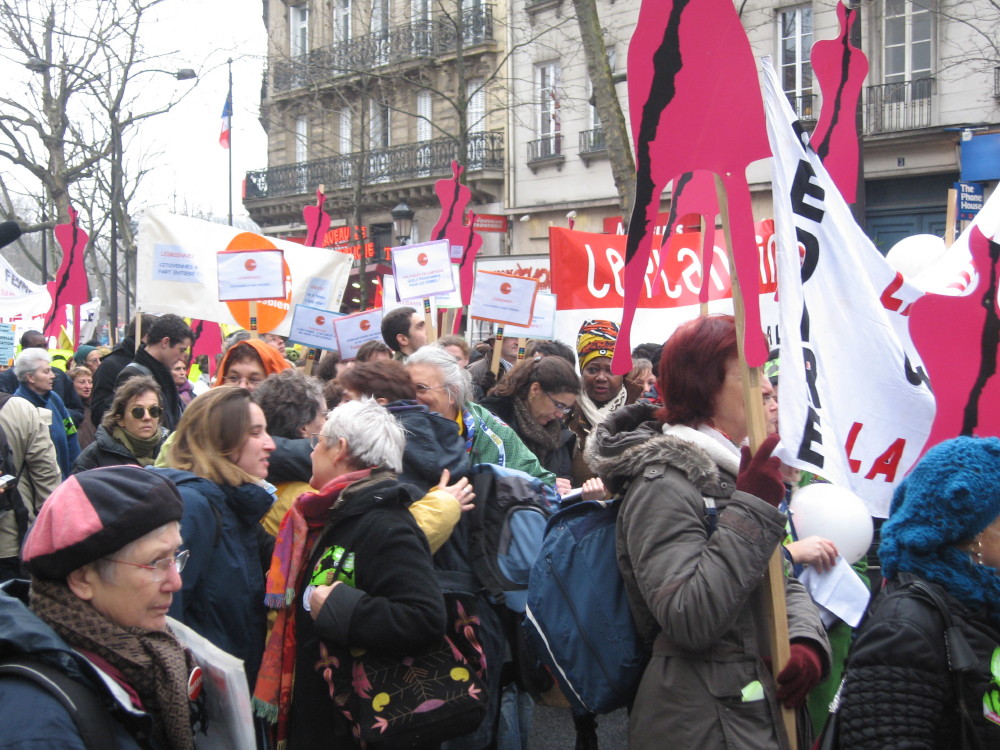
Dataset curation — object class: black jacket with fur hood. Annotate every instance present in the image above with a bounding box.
[586,402,830,750]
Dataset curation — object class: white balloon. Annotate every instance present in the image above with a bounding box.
[789,484,874,565]
[885,234,947,285]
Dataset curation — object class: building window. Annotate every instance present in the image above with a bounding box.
[372,0,389,65]
[369,99,390,182]
[778,5,814,119]
[467,79,485,134]
[416,90,432,175]
[333,0,351,44]
[290,4,309,58]
[412,0,432,54]
[535,61,561,158]
[294,115,308,192]
[884,0,932,95]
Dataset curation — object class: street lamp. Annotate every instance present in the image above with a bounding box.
[391,201,415,245]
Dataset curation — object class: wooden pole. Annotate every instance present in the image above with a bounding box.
[423,298,437,343]
[700,215,710,317]
[715,174,796,749]
[490,325,505,376]
[303,347,318,376]
[442,308,457,338]
[517,337,527,360]
[945,188,958,247]
[248,301,260,339]
[134,308,143,355]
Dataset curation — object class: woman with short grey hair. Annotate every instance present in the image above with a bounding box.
[13,348,79,478]
[405,345,554,483]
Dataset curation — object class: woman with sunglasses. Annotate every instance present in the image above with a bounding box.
[71,375,169,473]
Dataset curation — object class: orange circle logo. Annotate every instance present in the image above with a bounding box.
[417,253,429,266]
[315,316,325,326]
[500,282,512,295]
[244,259,257,271]
[359,319,371,331]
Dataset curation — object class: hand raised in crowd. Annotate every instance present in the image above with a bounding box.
[786,535,839,572]
[436,468,475,513]
[580,477,606,502]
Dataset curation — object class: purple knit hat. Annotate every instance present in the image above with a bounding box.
[22,466,184,580]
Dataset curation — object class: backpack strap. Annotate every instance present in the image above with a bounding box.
[0,657,118,750]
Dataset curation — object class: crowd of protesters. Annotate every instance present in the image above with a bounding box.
[0,312,996,750]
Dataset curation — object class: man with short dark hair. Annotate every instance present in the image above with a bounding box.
[380,306,427,360]
[90,313,157,426]
[0,331,85,426]
[130,315,192,431]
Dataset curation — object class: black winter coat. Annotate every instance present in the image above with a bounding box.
[839,573,1000,749]
[386,400,469,492]
[90,336,136,426]
[71,425,168,474]
[287,471,446,747]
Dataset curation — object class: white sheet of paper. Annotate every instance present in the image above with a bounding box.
[797,556,871,628]
[217,250,285,301]
[382,274,437,318]
[434,265,463,309]
[287,304,343,350]
[391,239,454,301]
[505,292,557,340]
[469,271,539,327]
[334,309,385,359]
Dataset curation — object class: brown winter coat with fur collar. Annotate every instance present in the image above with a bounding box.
[586,403,830,750]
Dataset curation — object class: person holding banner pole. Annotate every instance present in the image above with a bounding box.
[585,314,829,750]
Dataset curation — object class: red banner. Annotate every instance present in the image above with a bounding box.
[550,222,775,311]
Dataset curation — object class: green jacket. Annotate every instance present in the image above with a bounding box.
[464,402,555,486]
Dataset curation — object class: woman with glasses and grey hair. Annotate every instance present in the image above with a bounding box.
[13,347,79,479]
[72,375,168,473]
[406,345,555,485]
[253,398,454,747]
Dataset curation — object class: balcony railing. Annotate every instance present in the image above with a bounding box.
[786,92,817,121]
[579,127,606,155]
[273,6,494,93]
[864,78,934,134]
[244,131,503,200]
[527,134,562,162]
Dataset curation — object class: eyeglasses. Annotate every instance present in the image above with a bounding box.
[103,549,189,582]
[415,384,448,394]
[309,432,329,448]
[129,405,163,420]
[542,391,572,415]
[223,374,265,388]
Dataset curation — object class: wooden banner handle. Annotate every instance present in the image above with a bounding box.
[490,325,505,376]
[945,188,958,248]
[423,298,437,343]
[517,337,527,360]
[303,347,317,376]
[134,308,143,355]
[248,301,260,339]
[716,174,796,749]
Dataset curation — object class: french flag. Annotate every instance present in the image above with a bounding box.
[219,91,232,149]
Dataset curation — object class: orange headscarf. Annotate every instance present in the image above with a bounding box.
[214,339,292,386]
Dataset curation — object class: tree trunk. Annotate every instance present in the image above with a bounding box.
[571,0,636,220]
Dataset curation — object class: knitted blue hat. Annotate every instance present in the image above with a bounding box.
[880,436,1000,623]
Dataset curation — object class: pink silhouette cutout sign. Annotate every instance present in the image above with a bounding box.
[615,0,771,373]
[43,204,90,341]
[432,161,483,309]
[809,1,868,203]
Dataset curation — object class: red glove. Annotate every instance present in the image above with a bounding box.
[736,433,785,507]
[775,642,823,708]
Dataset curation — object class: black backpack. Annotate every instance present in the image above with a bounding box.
[0,657,116,750]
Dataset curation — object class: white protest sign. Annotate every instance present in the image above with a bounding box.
[434,265,463,309]
[0,324,14,365]
[333,309,385,359]
[469,271,539,327]
[391,239,454,301]
[505,292,557,340]
[287,304,343,350]
[137,210,352,336]
[382,275,438,318]
[217,250,286,301]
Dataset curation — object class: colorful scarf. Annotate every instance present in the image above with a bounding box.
[576,386,628,432]
[31,578,194,749]
[252,468,373,741]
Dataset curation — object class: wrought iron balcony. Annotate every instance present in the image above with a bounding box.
[527,134,562,162]
[864,78,934,134]
[579,127,606,155]
[244,130,503,201]
[786,92,817,121]
[273,5,494,93]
